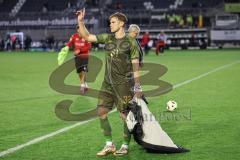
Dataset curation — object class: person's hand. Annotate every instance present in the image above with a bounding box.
[76,8,85,23]
[74,49,80,56]
[133,83,143,99]
[134,91,142,99]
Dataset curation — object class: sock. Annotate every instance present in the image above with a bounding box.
[121,144,128,149]
[123,121,131,145]
[99,117,112,142]
[106,141,113,146]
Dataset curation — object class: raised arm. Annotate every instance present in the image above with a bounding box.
[76,8,97,42]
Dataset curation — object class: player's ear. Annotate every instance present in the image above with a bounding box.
[119,21,124,27]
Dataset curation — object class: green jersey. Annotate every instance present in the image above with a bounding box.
[96,33,139,84]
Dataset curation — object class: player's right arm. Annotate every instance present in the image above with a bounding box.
[77,8,97,43]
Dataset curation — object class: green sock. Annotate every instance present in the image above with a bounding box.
[99,117,112,142]
[123,121,131,145]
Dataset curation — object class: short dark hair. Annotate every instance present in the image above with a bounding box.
[109,12,128,25]
[76,25,79,29]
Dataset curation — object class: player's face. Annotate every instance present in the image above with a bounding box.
[129,31,139,38]
[109,17,123,33]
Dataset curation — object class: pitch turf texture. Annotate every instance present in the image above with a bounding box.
[0,49,240,160]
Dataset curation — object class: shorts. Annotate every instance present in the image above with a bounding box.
[74,56,88,73]
[97,81,134,112]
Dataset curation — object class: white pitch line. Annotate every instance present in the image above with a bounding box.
[0,119,95,157]
[0,60,239,158]
[0,109,116,158]
[173,60,240,89]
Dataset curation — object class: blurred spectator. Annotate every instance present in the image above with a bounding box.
[198,13,203,28]
[105,0,112,8]
[6,35,11,51]
[58,41,64,49]
[41,40,47,51]
[179,16,184,28]
[199,38,207,49]
[114,2,123,10]
[175,14,181,27]
[42,3,48,13]
[180,39,188,50]
[24,35,32,51]
[156,31,167,55]
[190,33,196,46]
[147,39,154,51]
[54,41,59,51]
[67,2,71,9]
[47,35,55,50]
[15,37,22,50]
[89,0,99,7]
[186,14,193,27]
[11,35,17,50]
[89,16,99,32]
[168,13,197,28]
[0,38,4,51]
[198,2,203,8]
[192,2,203,8]
[168,14,175,28]
[42,6,47,13]
[141,32,151,55]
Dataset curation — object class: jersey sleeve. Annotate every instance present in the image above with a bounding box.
[96,33,109,44]
[130,38,140,59]
[66,35,74,47]
[80,41,92,53]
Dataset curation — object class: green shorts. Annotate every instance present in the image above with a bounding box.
[97,81,134,112]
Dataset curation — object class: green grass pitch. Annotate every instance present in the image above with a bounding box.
[0,49,240,160]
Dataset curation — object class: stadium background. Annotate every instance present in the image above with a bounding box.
[0,0,240,160]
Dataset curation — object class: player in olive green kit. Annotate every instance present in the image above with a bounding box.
[128,24,144,67]
[77,9,142,156]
